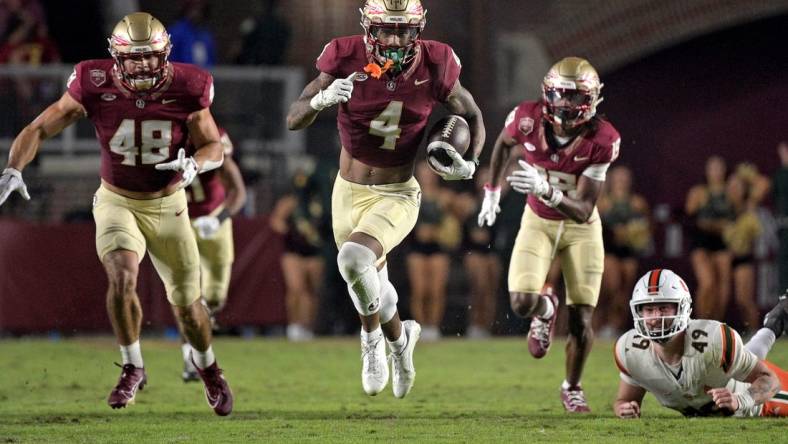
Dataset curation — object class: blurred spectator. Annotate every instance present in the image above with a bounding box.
[407,161,460,341]
[596,165,651,337]
[685,156,735,320]
[168,0,216,67]
[774,142,788,292]
[723,165,769,332]
[235,0,290,65]
[457,167,502,339]
[0,0,59,64]
[270,167,331,341]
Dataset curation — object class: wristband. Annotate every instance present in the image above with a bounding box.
[309,90,326,111]
[484,183,501,192]
[735,391,755,413]
[216,208,232,223]
[541,187,564,208]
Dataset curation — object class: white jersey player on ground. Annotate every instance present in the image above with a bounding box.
[614,269,788,418]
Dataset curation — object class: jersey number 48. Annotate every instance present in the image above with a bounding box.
[109,119,172,166]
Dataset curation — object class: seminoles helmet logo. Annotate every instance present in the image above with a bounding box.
[360,0,426,72]
[108,12,171,92]
[541,57,603,129]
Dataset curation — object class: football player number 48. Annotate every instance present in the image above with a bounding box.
[109,119,173,166]
[369,101,403,150]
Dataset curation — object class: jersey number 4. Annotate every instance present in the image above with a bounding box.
[369,101,403,150]
[109,119,172,166]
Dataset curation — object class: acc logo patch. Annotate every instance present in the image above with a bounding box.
[354,73,369,82]
[101,93,117,101]
[518,117,534,136]
[524,142,536,152]
[90,69,106,87]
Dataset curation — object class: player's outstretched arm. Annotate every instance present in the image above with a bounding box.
[613,380,646,419]
[7,92,86,172]
[445,81,485,162]
[708,360,780,413]
[186,108,224,173]
[287,72,347,131]
[0,92,86,206]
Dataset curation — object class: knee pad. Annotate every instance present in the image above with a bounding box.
[337,242,381,316]
[377,264,399,323]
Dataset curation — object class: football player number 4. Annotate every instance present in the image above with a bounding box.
[109,119,172,166]
[369,101,403,150]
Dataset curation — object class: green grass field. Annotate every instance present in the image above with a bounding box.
[0,336,786,443]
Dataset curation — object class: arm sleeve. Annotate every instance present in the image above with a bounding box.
[315,39,342,77]
[66,62,84,104]
[717,323,759,380]
[582,162,611,181]
[503,106,520,139]
[435,45,462,102]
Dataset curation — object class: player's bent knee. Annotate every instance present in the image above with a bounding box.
[510,292,540,317]
[337,242,377,282]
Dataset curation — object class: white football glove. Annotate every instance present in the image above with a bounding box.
[310,72,356,111]
[428,145,476,181]
[192,215,221,239]
[155,148,199,189]
[0,168,31,206]
[506,160,550,196]
[477,185,501,227]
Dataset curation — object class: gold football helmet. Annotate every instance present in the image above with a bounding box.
[108,12,171,91]
[360,0,426,71]
[541,57,603,128]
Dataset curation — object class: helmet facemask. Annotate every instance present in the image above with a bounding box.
[541,57,603,130]
[108,12,172,92]
[360,0,426,75]
[630,269,693,344]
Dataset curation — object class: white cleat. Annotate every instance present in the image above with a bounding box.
[361,332,389,396]
[391,320,421,399]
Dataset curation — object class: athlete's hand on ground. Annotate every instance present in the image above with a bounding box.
[707,387,739,412]
[477,185,501,227]
[614,401,641,419]
[506,160,550,196]
[0,168,30,206]
[310,73,356,111]
[430,148,476,181]
[155,148,199,189]
[192,215,221,239]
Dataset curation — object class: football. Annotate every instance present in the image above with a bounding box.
[426,115,471,172]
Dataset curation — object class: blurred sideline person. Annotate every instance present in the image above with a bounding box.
[614,269,788,418]
[269,167,330,342]
[0,13,232,415]
[286,0,485,398]
[460,166,502,339]
[596,165,650,337]
[181,127,246,381]
[685,156,734,320]
[480,57,620,412]
[407,161,458,341]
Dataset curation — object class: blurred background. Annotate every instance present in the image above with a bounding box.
[1,0,786,340]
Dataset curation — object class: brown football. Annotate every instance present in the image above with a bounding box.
[426,115,471,168]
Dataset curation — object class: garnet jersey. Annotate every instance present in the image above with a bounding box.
[614,319,761,417]
[316,36,461,167]
[185,128,233,218]
[66,59,214,192]
[504,101,620,220]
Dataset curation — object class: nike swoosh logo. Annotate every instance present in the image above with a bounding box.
[162,99,177,104]
[414,78,430,86]
[175,208,187,217]
[573,155,589,162]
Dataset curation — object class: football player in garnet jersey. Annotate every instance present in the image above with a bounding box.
[0,13,233,415]
[286,0,485,398]
[614,270,788,418]
[181,127,247,382]
[479,57,619,412]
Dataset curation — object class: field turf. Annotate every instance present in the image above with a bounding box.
[0,337,786,443]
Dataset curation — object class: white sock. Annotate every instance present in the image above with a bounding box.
[120,340,143,368]
[540,295,555,319]
[561,380,579,390]
[191,345,216,369]
[388,328,407,354]
[361,326,383,343]
[181,343,192,361]
[745,328,776,361]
